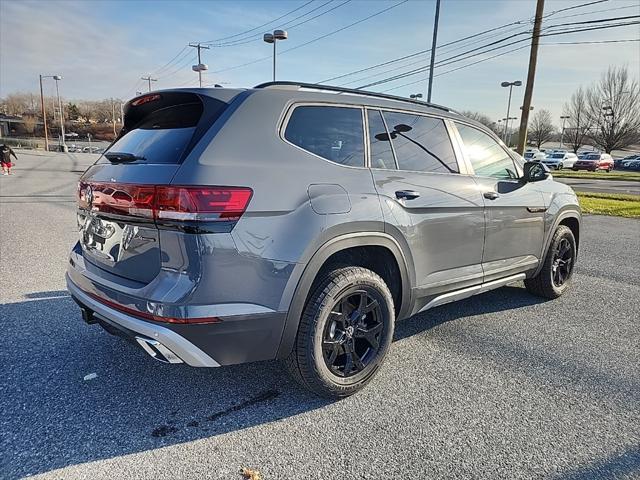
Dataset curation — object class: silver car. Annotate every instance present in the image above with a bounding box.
[67,82,581,397]
[543,152,578,170]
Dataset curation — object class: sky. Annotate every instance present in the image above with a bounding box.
[0,0,638,123]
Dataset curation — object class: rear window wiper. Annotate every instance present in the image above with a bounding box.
[104,152,147,163]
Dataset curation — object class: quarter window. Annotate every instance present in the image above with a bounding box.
[367,110,396,169]
[381,111,459,173]
[456,123,518,178]
[284,105,365,167]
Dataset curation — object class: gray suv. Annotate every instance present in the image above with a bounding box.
[67,82,580,397]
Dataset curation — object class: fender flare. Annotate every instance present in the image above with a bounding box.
[534,208,581,277]
[275,232,413,359]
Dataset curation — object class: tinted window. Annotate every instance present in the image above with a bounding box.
[456,123,518,178]
[103,102,205,164]
[381,112,458,173]
[285,106,365,167]
[367,110,396,169]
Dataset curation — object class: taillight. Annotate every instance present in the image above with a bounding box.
[76,182,252,224]
[156,186,253,222]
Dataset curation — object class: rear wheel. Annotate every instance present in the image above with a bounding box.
[525,225,576,299]
[285,266,395,398]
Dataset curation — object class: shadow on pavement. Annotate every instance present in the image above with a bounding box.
[0,285,620,479]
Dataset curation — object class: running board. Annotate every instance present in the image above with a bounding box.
[418,273,526,313]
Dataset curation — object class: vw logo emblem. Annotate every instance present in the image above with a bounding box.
[86,185,94,206]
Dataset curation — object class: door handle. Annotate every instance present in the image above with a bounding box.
[395,190,421,200]
[483,191,500,200]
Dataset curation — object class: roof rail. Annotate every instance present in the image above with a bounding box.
[253,81,450,112]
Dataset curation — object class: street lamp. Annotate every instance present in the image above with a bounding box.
[560,115,570,147]
[501,80,522,141]
[410,93,423,100]
[263,29,288,81]
[506,116,518,146]
[39,74,64,151]
[52,75,66,150]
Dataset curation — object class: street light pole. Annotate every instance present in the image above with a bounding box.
[560,115,570,147]
[501,80,522,142]
[38,75,49,151]
[53,75,65,149]
[427,0,441,103]
[263,30,288,81]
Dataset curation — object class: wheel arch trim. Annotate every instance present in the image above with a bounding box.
[275,232,413,359]
[535,208,581,277]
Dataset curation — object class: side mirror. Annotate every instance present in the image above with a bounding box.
[523,161,549,182]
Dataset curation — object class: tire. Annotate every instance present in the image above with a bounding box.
[525,225,577,299]
[285,266,395,398]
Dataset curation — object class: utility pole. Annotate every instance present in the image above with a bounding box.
[189,43,210,87]
[111,100,117,137]
[39,75,49,151]
[141,75,157,92]
[427,0,441,103]
[516,0,545,155]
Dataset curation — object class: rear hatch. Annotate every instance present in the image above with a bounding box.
[76,90,239,284]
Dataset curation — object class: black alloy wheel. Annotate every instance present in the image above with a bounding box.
[322,290,383,378]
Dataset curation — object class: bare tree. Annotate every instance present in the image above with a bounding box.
[22,115,38,135]
[586,66,640,153]
[562,87,592,153]
[460,110,501,134]
[529,109,555,149]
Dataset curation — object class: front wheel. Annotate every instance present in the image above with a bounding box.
[285,266,395,398]
[525,225,576,299]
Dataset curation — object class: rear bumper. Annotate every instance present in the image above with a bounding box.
[67,272,287,367]
[67,275,220,367]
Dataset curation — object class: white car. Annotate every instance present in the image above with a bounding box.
[524,151,547,161]
[543,152,578,170]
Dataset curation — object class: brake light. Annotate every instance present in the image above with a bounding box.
[77,182,252,223]
[131,94,161,106]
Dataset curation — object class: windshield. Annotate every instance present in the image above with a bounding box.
[524,152,534,158]
[586,154,600,160]
[551,153,565,159]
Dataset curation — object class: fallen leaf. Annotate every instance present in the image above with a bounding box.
[240,467,262,480]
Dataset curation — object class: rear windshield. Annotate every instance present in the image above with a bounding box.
[100,92,230,165]
[551,153,565,158]
[103,103,201,164]
[586,154,600,160]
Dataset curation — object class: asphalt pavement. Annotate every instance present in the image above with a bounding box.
[554,176,640,195]
[1,152,639,479]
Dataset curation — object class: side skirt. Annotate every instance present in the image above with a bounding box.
[416,273,526,314]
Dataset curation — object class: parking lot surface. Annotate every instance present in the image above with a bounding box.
[1,152,639,479]
[555,176,640,195]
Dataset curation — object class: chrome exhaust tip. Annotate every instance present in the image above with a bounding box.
[135,337,184,364]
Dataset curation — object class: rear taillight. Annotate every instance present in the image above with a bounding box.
[77,182,252,224]
[156,186,253,222]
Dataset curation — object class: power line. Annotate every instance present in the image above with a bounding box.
[203,0,315,43]
[318,0,629,85]
[357,19,640,90]
[206,0,342,47]
[211,0,409,74]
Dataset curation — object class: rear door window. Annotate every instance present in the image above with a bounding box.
[380,111,459,173]
[284,105,365,167]
[367,109,397,169]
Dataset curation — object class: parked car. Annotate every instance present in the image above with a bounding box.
[542,152,577,170]
[626,160,640,171]
[616,154,640,169]
[573,153,614,172]
[67,82,581,397]
[524,151,546,161]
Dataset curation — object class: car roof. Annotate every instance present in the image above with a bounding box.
[147,82,482,129]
